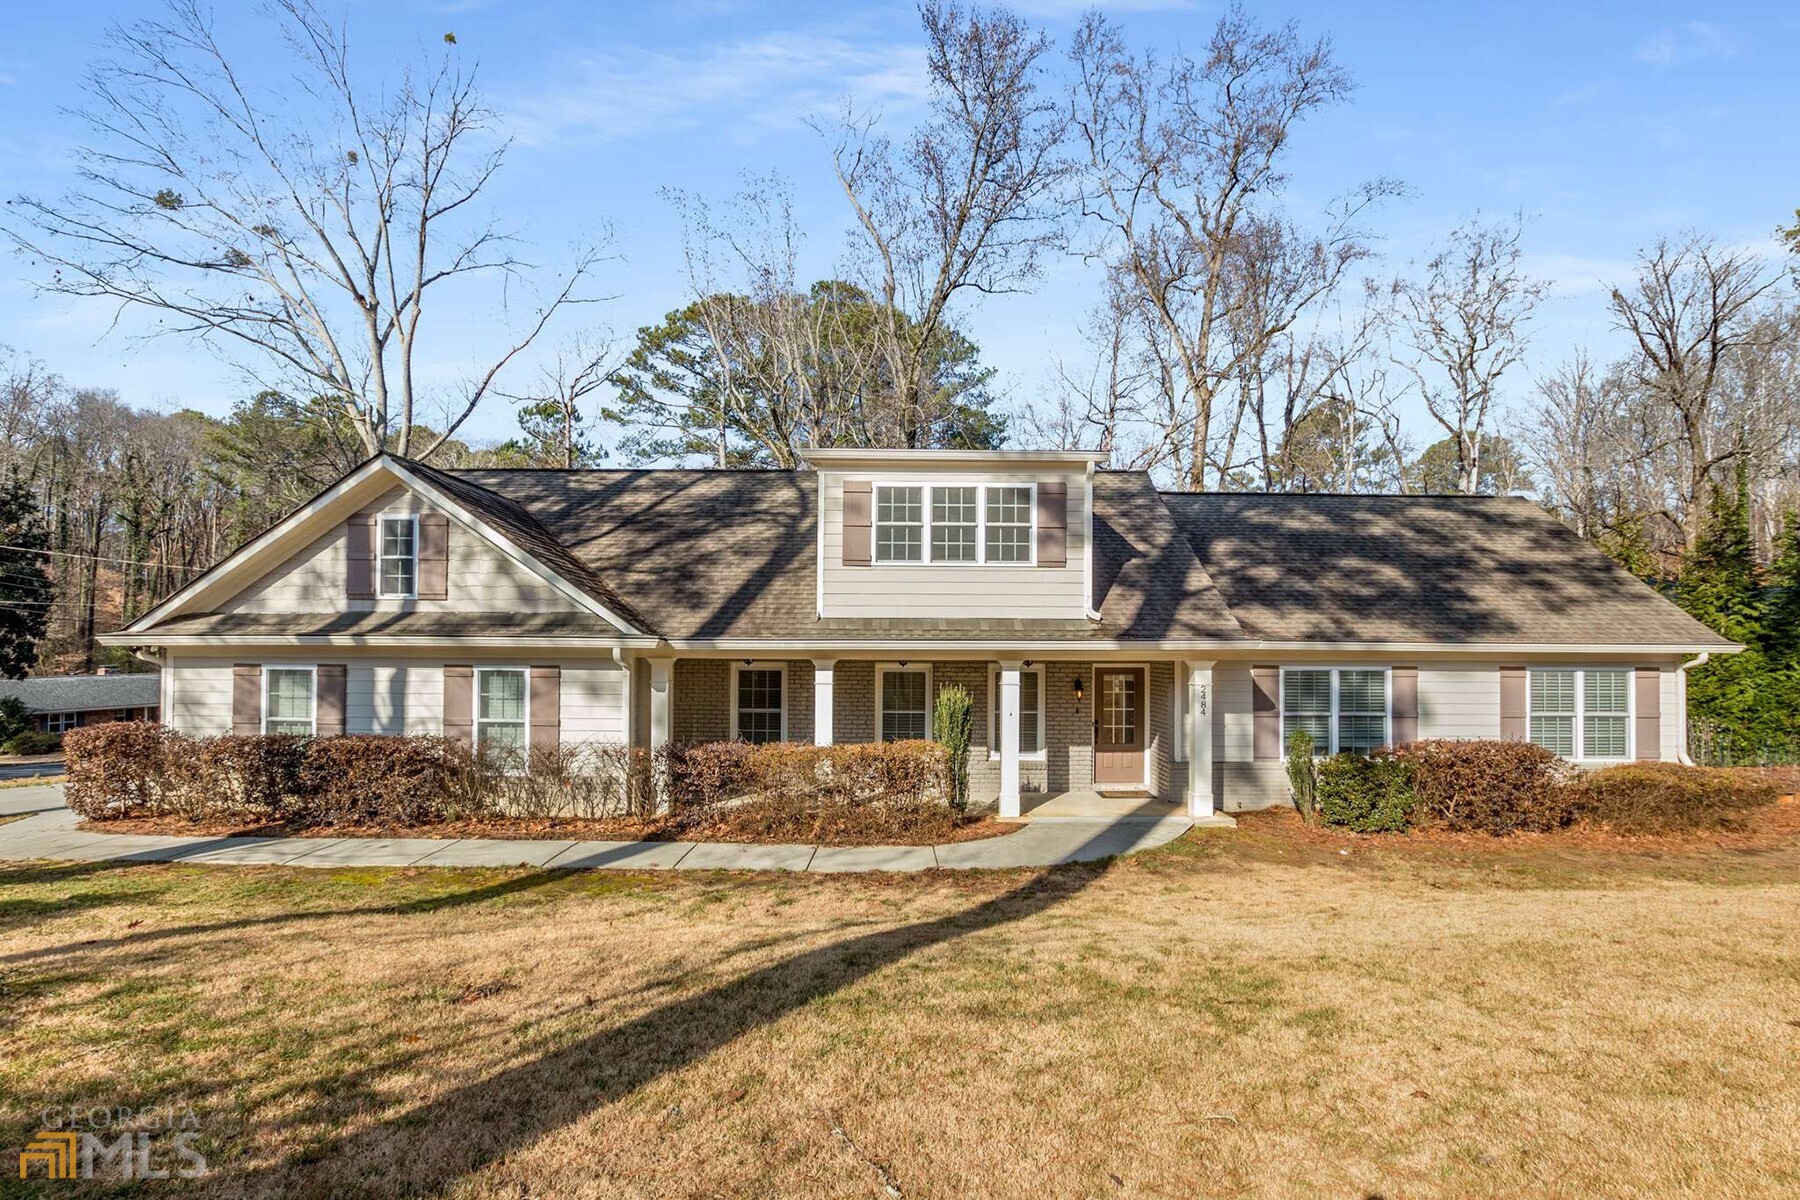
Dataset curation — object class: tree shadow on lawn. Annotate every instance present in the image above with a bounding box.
[221,850,1119,1195]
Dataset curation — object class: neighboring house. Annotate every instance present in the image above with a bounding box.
[0,673,162,735]
[98,450,1735,819]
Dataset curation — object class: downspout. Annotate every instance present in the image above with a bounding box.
[1083,461,1103,622]
[1674,652,1709,765]
[613,647,633,749]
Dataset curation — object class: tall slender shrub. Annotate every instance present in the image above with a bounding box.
[1285,728,1317,823]
[932,684,974,812]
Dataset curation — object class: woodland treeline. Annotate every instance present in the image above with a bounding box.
[1,1,1798,756]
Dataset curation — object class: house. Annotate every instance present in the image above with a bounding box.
[97,450,1735,820]
[0,672,162,735]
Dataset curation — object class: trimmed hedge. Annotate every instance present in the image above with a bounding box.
[1572,763,1781,833]
[1316,752,1417,833]
[64,724,951,838]
[1397,739,1577,836]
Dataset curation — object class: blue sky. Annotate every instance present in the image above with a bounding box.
[2,1,1795,450]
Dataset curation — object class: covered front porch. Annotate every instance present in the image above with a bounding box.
[628,654,1227,821]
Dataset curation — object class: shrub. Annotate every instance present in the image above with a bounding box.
[933,684,974,813]
[299,735,463,825]
[65,722,176,818]
[1285,729,1317,823]
[1398,739,1577,836]
[1316,752,1417,833]
[0,696,30,742]
[662,740,758,811]
[3,729,62,756]
[1572,763,1781,833]
[173,735,308,820]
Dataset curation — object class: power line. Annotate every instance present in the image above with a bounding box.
[0,543,208,572]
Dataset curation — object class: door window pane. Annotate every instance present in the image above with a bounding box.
[984,486,1033,563]
[874,486,923,562]
[265,668,315,736]
[931,486,977,563]
[1100,673,1137,743]
[735,669,784,744]
[880,670,929,741]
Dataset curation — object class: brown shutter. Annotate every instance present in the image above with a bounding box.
[1036,480,1067,568]
[1251,666,1280,761]
[842,480,872,566]
[1390,666,1418,747]
[1500,667,1528,741]
[232,664,261,735]
[316,664,347,737]
[1635,667,1661,761]
[346,515,377,599]
[443,665,473,744]
[418,512,449,600]
[530,666,561,753]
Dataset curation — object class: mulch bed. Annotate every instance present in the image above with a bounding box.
[77,812,1027,847]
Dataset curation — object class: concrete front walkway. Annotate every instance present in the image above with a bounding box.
[0,785,1204,873]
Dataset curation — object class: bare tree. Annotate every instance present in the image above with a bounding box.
[823,0,1066,446]
[1068,6,1395,490]
[1389,214,1548,494]
[501,332,625,469]
[5,0,604,460]
[1609,235,1784,550]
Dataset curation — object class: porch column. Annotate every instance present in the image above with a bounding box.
[998,660,1023,819]
[812,659,836,746]
[1186,660,1215,819]
[647,657,674,750]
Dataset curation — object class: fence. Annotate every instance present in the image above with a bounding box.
[1687,719,1800,767]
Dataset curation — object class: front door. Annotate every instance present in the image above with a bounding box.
[1093,668,1146,786]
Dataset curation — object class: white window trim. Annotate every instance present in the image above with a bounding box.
[874,663,933,742]
[45,712,80,733]
[473,666,531,756]
[376,511,420,600]
[262,664,318,737]
[870,481,1037,567]
[730,662,788,744]
[987,665,1046,761]
[1279,666,1392,758]
[1528,666,1633,762]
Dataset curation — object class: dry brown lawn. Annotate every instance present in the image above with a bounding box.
[4,813,1799,1198]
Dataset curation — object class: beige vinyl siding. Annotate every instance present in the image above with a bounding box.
[819,472,1088,619]
[1213,662,1255,763]
[562,663,629,742]
[221,486,581,615]
[1660,667,1681,762]
[165,656,235,735]
[348,665,405,735]
[1417,666,1502,740]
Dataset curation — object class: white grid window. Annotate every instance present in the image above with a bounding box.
[1283,668,1389,756]
[870,483,1036,565]
[264,667,316,737]
[984,486,1033,563]
[879,669,930,742]
[931,486,978,563]
[378,515,417,598]
[989,667,1043,757]
[476,668,528,761]
[1531,668,1630,760]
[44,712,79,733]
[734,668,785,745]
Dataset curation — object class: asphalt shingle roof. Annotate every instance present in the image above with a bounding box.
[0,673,160,714]
[151,612,629,639]
[1160,492,1735,647]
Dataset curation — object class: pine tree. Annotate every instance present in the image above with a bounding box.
[1677,464,1770,751]
[0,470,54,678]
[1765,510,1800,665]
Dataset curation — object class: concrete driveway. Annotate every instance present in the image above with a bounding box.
[0,784,1201,872]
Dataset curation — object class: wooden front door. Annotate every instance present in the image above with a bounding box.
[1093,668,1146,786]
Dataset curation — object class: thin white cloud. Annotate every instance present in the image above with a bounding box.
[1635,21,1735,67]
[502,30,931,148]
[1009,0,1196,16]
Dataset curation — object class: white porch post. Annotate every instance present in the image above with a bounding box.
[812,659,836,746]
[648,657,673,751]
[1186,660,1215,819]
[998,660,1023,819]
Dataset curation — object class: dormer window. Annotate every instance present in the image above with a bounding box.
[873,483,1036,566]
[378,514,418,598]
